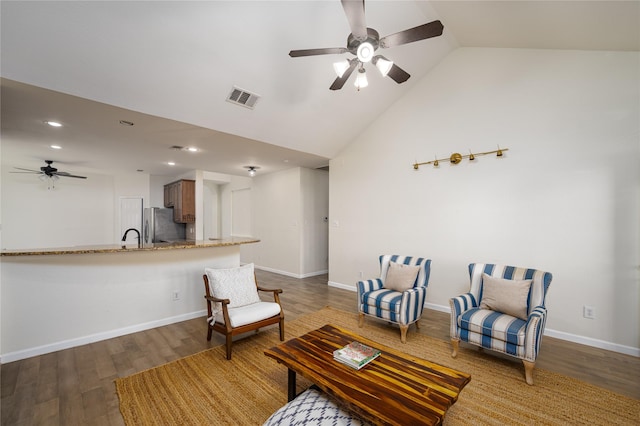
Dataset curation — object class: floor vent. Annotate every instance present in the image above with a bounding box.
[227,86,260,109]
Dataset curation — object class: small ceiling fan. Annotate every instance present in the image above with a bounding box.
[11,160,87,188]
[289,0,444,91]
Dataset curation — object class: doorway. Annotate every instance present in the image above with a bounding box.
[120,196,143,243]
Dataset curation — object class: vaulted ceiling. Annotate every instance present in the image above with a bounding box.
[1,1,638,177]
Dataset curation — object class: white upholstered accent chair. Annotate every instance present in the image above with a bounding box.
[203,263,284,360]
[450,263,553,385]
[357,255,432,343]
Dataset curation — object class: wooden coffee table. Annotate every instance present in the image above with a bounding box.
[264,324,471,426]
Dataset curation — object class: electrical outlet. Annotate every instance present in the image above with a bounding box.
[359,271,363,279]
[172,291,180,301]
[583,305,595,319]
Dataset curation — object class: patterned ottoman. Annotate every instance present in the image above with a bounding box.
[263,386,372,426]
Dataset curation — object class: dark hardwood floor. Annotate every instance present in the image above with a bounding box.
[2,270,638,425]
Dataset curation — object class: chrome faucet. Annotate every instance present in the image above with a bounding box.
[122,228,141,247]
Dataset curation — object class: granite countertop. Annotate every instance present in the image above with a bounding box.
[0,237,260,256]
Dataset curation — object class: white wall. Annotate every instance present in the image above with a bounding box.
[203,180,221,239]
[249,167,329,277]
[329,48,639,354]
[251,168,302,274]
[1,168,149,249]
[215,174,254,262]
[202,170,232,240]
[301,168,329,276]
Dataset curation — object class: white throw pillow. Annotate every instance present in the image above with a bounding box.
[479,273,532,320]
[205,263,261,309]
[384,261,420,291]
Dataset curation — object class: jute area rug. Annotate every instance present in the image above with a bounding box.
[115,306,639,425]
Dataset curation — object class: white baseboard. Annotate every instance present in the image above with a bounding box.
[328,281,639,357]
[543,328,639,357]
[328,281,356,291]
[301,269,329,278]
[425,302,450,314]
[255,265,328,279]
[0,310,207,364]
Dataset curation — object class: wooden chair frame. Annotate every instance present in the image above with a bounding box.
[203,273,285,360]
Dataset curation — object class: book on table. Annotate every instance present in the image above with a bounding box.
[333,341,381,370]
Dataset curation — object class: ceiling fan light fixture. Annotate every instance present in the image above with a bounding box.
[333,59,351,78]
[356,42,374,63]
[245,166,260,177]
[374,56,393,77]
[354,68,368,90]
[288,2,444,92]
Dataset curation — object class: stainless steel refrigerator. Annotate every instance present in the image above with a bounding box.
[143,207,186,244]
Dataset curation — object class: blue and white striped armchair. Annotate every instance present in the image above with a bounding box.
[357,255,432,343]
[450,263,553,385]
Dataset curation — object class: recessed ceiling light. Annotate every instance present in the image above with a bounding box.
[167,162,176,166]
[45,121,62,127]
[50,145,62,150]
[186,147,199,152]
[119,120,134,126]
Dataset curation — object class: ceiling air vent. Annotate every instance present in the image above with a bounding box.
[227,86,260,109]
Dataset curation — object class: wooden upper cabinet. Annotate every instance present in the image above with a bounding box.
[164,179,195,223]
[164,183,177,207]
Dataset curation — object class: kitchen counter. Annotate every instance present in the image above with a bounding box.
[0,237,260,256]
[1,237,260,362]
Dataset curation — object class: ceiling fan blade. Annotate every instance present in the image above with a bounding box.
[56,172,87,179]
[341,0,368,41]
[379,20,444,48]
[289,47,348,57]
[329,60,358,90]
[12,167,40,173]
[386,63,411,84]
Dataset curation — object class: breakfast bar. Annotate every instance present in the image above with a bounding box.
[0,237,259,362]
[0,237,259,256]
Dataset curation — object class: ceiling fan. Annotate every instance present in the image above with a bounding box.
[289,0,444,91]
[11,160,87,188]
